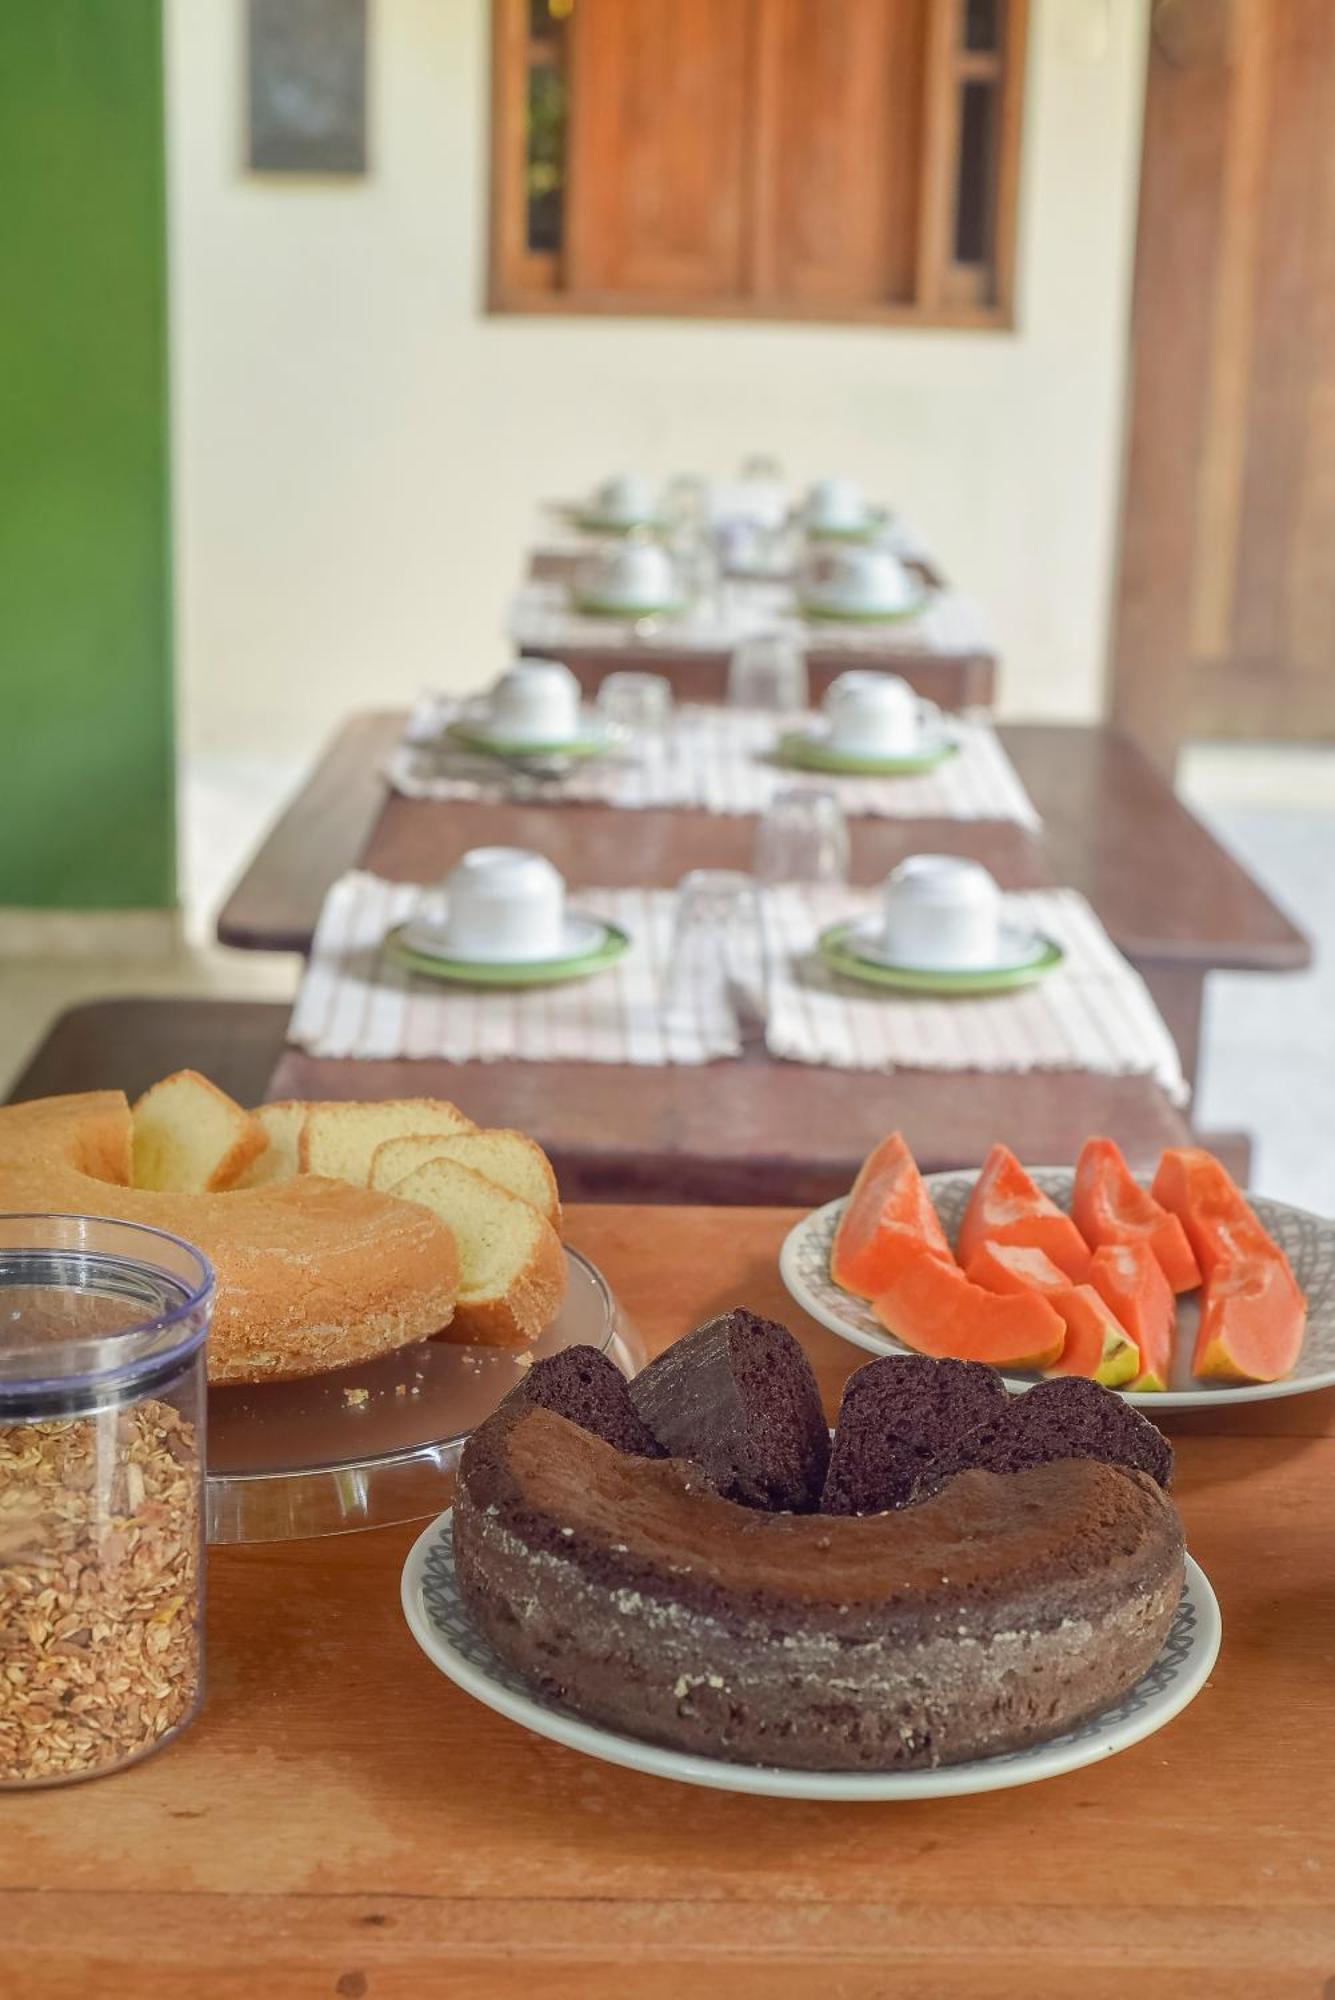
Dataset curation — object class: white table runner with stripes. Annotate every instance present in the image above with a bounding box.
[506,577,991,659]
[389,702,1039,827]
[289,873,1186,1101]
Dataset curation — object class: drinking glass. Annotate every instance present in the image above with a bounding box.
[727,630,810,713]
[596,672,674,740]
[665,473,709,532]
[754,787,850,886]
[662,869,767,1034]
[672,522,723,615]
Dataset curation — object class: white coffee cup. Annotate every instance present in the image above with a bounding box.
[443,847,567,962]
[805,476,868,533]
[824,671,930,756]
[583,538,677,609]
[594,472,656,524]
[880,855,1004,970]
[488,660,582,744]
[809,543,914,615]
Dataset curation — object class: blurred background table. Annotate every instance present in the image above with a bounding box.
[216,710,1310,1095]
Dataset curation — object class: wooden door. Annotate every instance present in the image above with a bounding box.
[564,0,754,301]
[1113,0,1335,761]
[750,0,926,308]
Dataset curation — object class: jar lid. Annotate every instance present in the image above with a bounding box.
[0,1213,213,1419]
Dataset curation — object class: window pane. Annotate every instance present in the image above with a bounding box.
[963,0,1000,51]
[527,25,567,258]
[954,79,997,264]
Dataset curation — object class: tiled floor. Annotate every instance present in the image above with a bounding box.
[2,738,1331,1214]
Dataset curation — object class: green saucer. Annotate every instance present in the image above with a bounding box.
[446,721,612,763]
[385,920,632,989]
[572,594,687,621]
[570,511,671,536]
[804,509,891,544]
[817,922,1064,996]
[775,731,958,778]
[799,593,929,625]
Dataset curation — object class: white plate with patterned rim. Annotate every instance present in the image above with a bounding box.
[780,1169,1335,1410]
[402,1512,1219,1801]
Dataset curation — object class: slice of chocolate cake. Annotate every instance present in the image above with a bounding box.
[821,1355,1009,1514]
[510,1345,665,1458]
[629,1308,830,1512]
[914,1374,1173,1500]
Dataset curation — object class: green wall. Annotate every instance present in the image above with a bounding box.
[0,1,175,909]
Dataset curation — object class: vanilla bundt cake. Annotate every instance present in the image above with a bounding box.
[0,1092,461,1385]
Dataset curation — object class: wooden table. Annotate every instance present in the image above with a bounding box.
[217,711,1311,1095]
[10,1205,1332,1997]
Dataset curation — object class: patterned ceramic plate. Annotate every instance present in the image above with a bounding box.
[402,1513,1219,1801]
[780,1169,1335,1409]
[803,508,892,544]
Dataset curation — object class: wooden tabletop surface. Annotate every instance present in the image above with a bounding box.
[10,1204,1332,1998]
[216,711,1310,977]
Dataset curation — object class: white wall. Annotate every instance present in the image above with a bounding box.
[166,0,1148,758]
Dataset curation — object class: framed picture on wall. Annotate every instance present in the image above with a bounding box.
[247,0,368,175]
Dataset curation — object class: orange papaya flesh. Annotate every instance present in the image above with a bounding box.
[832,1131,952,1300]
[1073,1136,1201,1294]
[872,1247,1065,1371]
[956,1143,1092,1281]
[1194,1253,1306,1384]
[1090,1241,1175,1392]
[966,1241,1138,1387]
[1151,1148,1286,1280]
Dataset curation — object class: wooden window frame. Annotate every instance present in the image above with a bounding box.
[488,0,1027,329]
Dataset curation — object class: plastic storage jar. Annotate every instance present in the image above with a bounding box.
[0,1213,212,1786]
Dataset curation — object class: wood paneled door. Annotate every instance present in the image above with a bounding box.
[1113,0,1335,762]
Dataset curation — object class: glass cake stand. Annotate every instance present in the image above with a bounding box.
[206,1246,639,1544]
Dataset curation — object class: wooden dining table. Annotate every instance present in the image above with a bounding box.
[10,1204,1333,1997]
[216,708,1309,1097]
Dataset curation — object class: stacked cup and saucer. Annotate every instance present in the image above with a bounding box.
[800,476,890,544]
[818,855,1064,997]
[572,537,686,622]
[570,472,666,536]
[449,659,617,766]
[777,670,957,777]
[799,540,926,624]
[385,848,631,989]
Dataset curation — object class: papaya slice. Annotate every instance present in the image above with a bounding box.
[1073,1137,1201,1294]
[1151,1149,1279,1278]
[872,1246,1065,1371]
[963,1239,1139,1388]
[1193,1253,1306,1384]
[831,1131,952,1300]
[1152,1149,1306,1384]
[956,1144,1092,1282]
[1089,1242,1175,1393]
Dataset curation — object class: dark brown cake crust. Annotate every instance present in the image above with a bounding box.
[913,1375,1174,1501]
[629,1308,830,1512]
[454,1402,1185,1772]
[509,1344,665,1458]
[821,1354,1009,1514]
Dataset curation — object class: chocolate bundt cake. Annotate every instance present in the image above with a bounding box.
[454,1401,1185,1771]
[821,1355,1008,1515]
[511,1345,665,1458]
[629,1308,830,1512]
[914,1375,1174,1501]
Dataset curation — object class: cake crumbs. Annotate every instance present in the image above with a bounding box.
[343,1387,369,1409]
